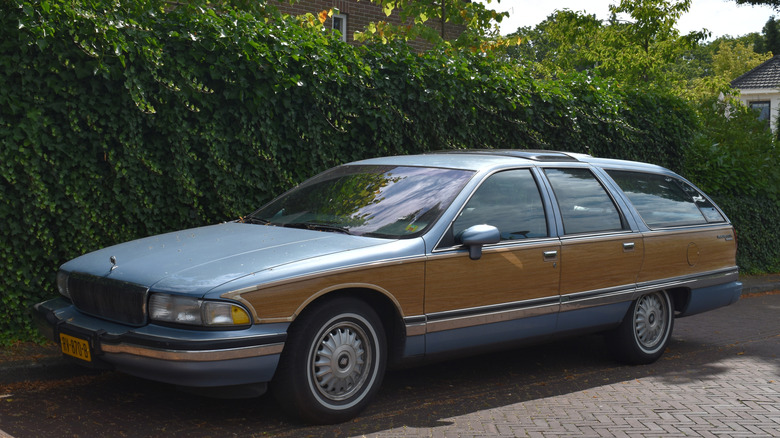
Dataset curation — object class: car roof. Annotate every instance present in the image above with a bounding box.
[351,150,669,173]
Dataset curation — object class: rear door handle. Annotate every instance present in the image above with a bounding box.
[623,242,635,251]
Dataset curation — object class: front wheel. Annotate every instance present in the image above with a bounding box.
[273,297,386,424]
[609,290,674,365]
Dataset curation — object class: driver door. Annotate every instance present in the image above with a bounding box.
[424,169,561,354]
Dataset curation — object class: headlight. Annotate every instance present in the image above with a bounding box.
[57,271,70,299]
[149,294,251,327]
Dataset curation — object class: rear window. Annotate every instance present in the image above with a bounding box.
[606,170,726,228]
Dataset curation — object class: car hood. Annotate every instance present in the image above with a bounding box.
[61,222,391,295]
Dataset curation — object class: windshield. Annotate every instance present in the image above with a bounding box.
[249,165,474,238]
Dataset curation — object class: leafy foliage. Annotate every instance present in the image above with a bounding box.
[671,38,772,100]
[508,0,706,86]
[756,16,780,54]
[735,0,780,8]
[716,195,780,274]
[508,10,603,77]
[507,1,779,278]
[0,0,765,343]
[686,97,780,201]
[355,0,508,46]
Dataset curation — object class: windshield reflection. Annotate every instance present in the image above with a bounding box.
[250,165,474,238]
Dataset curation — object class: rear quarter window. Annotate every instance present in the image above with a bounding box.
[606,170,726,228]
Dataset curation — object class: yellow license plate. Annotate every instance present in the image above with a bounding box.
[60,333,92,362]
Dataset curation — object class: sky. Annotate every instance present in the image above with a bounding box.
[486,0,779,40]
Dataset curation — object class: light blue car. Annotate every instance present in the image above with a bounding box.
[35,150,742,424]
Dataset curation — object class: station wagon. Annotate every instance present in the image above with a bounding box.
[34,150,742,424]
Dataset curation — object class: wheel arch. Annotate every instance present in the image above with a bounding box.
[667,287,691,315]
[290,286,408,366]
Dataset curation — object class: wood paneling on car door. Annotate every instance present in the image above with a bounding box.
[638,226,738,283]
[424,242,561,314]
[559,234,644,295]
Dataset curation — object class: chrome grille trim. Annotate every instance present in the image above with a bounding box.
[68,273,149,326]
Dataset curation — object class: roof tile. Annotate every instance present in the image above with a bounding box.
[731,55,780,89]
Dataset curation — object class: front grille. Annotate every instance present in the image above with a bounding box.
[68,273,149,326]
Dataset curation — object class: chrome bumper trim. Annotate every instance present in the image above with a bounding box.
[101,342,284,362]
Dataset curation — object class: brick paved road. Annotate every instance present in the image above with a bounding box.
[0,293,777,437]
[353,293,780,437]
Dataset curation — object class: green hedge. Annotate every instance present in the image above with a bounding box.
[715,195,780,274]
[0,0,755,343]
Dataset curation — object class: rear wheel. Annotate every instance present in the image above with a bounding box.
[273,297,386,424]
[610,290,674,365]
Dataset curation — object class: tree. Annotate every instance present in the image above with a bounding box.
[507,10,603,77]
[506,0,707,87]
[595,0,707,84]
[734,0,780,7]
[756,16,780,54]
[667,35,770,99]
[355,0,509,47]
[713,40,772,79]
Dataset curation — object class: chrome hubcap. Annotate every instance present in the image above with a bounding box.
[310,321,372,402]
[634,292,668,350]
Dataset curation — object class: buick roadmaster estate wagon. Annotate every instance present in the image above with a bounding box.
[35,150,741,424]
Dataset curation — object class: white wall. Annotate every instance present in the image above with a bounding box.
[736,88,780,133]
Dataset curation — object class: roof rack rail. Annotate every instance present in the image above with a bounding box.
[431,149,583,162]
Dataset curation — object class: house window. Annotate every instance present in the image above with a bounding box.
[332,14,347,42]
[749,101,771,129]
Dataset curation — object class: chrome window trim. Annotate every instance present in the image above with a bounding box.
[540,166,631,235]
[558,230,640,242]
[431,166,554,252]
[600,168,731,229]
[430,235,560,255]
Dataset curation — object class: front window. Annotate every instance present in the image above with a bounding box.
[250,165,474,238]
[453,169,548,241]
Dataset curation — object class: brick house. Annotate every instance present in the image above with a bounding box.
[274,0,466,51]
[730,55,780,132]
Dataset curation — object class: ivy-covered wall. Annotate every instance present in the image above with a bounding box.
[0,0,773,343]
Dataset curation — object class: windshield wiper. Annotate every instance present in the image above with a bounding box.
[239,216,270,225]
[283,222,352,235]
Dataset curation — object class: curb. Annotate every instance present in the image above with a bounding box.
[0,354,102,386]
[740,273,780,295]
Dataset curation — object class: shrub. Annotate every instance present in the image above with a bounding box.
[686,97,780,202]
[0,0,716,343]
[715,195,780,274]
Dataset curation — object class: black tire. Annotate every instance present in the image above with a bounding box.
[273,297,386,424]
[609,290,674,365]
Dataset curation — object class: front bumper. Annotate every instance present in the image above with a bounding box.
[33,297,288,389]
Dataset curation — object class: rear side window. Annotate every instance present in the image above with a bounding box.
[544,168,624,235]
[606,170,726,228]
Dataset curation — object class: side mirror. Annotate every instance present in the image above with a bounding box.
[459,224,500,260]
